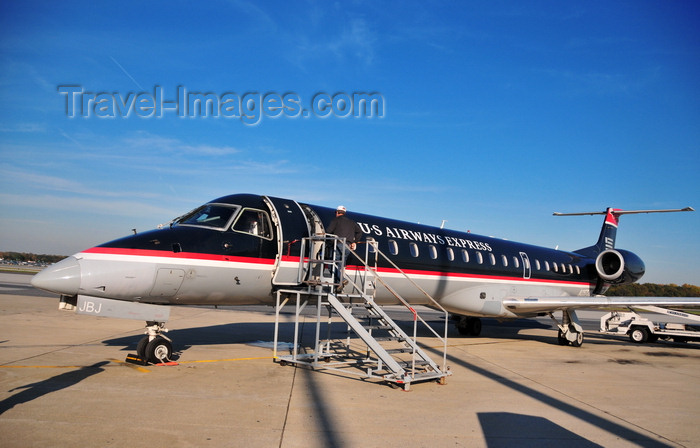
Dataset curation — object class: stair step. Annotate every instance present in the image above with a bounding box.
[400,359,430,366]
[374,336,406,342]
[385,348,411,354]
[363,324,393,331]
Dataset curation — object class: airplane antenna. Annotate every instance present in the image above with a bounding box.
[440,220,447,229]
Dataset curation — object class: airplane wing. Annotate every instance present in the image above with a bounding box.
[503,296,700,315]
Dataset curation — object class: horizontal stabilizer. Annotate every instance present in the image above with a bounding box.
[553,207,694,217]
[554,206,694,260]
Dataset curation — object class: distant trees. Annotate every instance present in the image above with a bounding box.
[607,283,700,297]
[0,251,66,264]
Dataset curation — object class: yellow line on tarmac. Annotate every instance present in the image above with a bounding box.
[0,356,272,371]
[0,360,152,373]
[177,356,272,364]
[0,365,84,369]
[108,358,151,373]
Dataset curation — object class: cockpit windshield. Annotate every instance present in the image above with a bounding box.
[176,203,240,230]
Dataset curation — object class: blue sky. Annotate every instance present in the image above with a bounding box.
[0,1,698,284]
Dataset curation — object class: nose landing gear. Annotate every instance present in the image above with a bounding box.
[135,321,174,364]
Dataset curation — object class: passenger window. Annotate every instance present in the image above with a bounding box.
[388,240,398,255]
[501,255,508,267]
[568,264,574,274]
[544,261,550,271]
[232,208,272,239]
[489,253,496,265]
[535,259,541,270]
[553,263,558,273]
[476,252,483,264]
[461,249,469,263]
[429,245,438,260]
[409,242,419,257]
[513,256,520,269]
[446,247,455,261]
[575,265,580,275]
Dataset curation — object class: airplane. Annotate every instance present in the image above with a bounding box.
[31,194,699,364]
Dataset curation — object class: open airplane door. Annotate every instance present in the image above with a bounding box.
[264,196,311,285]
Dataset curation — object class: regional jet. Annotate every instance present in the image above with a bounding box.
[32,194,698,366]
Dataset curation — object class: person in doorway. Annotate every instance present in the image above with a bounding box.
[326,205,363,292]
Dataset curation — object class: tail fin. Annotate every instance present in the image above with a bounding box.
[553,207,694,257]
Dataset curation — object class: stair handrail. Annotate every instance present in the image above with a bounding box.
[341,237,450,374]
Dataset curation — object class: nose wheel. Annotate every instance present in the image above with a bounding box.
[136,322,173,363]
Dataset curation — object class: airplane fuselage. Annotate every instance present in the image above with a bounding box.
[33,194,607,319]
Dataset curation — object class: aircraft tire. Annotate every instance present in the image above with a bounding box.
[557,330,569,345]
[136,336,149,359]
[456,317,481,337]
[146,336,173,363]
[571,332,584,347]
[468,318,482,336]
[456,317,469,336]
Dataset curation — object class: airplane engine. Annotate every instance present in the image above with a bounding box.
[595,249,645,284]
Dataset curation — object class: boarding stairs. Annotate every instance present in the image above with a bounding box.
[273,235,450,390]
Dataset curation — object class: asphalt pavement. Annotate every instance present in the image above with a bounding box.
[1,272,699,447]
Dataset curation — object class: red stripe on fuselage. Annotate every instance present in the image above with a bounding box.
[83,248,590,287]
[347,265,592,287]
[83,247,275,265]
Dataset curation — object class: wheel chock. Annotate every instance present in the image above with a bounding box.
[125,354,149,366]
[154,361,179,366]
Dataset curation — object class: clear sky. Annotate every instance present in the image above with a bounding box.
[0,1,698,285]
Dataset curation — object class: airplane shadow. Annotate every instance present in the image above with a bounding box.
[100,308,699,362]
[425,346,674,447]
[102,321,332,359]
[479,412,603,448]
[0,361,109,416]
[294,364,347,447]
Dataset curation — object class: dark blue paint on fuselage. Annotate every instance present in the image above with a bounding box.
[305,204,592,285]
[98,193,595,287]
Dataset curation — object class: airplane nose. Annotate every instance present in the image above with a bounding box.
[31,256,81,296]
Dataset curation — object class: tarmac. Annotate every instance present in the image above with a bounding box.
[1,272,699,448]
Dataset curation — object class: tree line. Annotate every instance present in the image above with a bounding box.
[0,251,66,264]
[607,283,700,297]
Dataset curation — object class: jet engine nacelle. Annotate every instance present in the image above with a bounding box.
[595,249,645,284]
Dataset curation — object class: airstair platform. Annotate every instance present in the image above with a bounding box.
[273,235,450,390]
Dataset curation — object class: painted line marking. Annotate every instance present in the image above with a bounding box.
[0,356,273,370]
[177,356,272,364]
[108,358,151,373]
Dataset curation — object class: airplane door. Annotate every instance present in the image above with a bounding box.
[519,252,531,279]
[263,196,311,285]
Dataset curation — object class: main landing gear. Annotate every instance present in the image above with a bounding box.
[136,321,173,363]
[550,309,585,347]
[455,316,482,336]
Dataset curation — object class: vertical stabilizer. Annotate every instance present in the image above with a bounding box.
[595,207,620,252]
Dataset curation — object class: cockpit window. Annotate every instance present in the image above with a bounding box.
[176,203,240,230]
[232,208,273,239]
